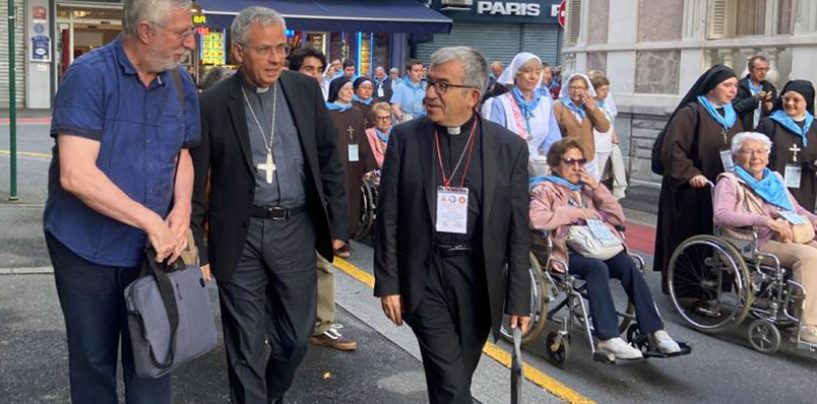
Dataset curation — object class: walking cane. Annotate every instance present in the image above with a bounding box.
[511,327,524,404]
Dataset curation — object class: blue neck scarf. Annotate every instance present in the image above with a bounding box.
[511,87,541,119]
[697,95,737,129]
[352,94,372,105]
[326,102,352,111]
[529,175,583,192]
[734,166,794,211]
[560,96,586,121]
[748,80,762,95]
[375,128,390,143]
[770,109,814,146]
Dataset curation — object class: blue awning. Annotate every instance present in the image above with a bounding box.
[197,0,453,34]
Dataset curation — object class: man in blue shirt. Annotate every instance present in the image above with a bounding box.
[391,59,427,123]
[44,1,200,402]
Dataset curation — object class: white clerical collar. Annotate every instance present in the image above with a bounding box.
[255,86,270,94]
[447,126,462,136]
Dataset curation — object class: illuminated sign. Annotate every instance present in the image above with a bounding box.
[193,14,207,25]
[200,29,226,65]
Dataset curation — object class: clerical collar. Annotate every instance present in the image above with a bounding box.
[437,115,477,137]
[240,74,274,94]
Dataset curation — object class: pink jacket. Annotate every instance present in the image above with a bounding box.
[365,127,387,169]
[530,181,626,270]
[713,172,817,247]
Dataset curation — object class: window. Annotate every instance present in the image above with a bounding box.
[707,0,795,39]
[567,0,582,45]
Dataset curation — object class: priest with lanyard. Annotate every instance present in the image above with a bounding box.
[374,46,531,404]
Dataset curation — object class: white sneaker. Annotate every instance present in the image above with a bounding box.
[598,337,643,359]
[650,330,682,354]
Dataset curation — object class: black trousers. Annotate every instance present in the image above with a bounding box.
[218,211,317,404]
[46,233,172,404]
[408,253,492,404]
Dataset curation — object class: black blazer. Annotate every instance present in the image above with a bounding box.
[374,77,393,103]
[373,116,531,340]
[733,75,778,130]
[191,71,349,281]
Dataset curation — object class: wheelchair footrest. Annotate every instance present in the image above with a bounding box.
[592,351,646,365]
[642,342,693,359]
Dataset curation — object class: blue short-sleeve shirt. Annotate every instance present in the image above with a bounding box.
[390,77,427,116]
[44,36,201,267]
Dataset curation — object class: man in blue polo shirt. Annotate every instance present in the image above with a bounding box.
[44,0,200,402]
[391,59,427,123]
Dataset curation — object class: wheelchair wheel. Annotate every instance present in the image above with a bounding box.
[747,319,781,354]
[545,331,570,365]
[352,179,376,240]
[667,235,752,333]
[501,252,549,345]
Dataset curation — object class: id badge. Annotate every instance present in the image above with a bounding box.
[779,210,807,225]
[435,186,469,234]
[720,149,735,172]
[586,219,619,247]
[348,144,360,162]
[377,87,385,98]
[784,164,802,189]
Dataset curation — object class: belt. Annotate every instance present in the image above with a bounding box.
[434,243,473,256]
[251,205,305,220]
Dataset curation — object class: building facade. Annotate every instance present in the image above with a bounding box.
[417,0,564,66]
[562,0,817,184]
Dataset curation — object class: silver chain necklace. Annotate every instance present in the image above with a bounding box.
[241,84,278,184]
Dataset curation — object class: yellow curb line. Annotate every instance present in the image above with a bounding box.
[0,149,52,159]
[333,257,595,404]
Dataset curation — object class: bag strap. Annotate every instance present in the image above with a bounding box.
[142,248,182,369]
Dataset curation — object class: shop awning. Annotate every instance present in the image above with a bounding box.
[197,0,453,34]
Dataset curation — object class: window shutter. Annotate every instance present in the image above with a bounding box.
[567,0,583,45]
[707,0,730,39]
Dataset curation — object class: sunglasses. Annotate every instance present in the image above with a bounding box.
[562,157,587,166]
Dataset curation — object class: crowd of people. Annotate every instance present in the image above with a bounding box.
[42,0,817,403]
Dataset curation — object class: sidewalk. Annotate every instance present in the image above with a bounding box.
[0,109,52,125]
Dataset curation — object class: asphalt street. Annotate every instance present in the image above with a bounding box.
[2,118,817,403]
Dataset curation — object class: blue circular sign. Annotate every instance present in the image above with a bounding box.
[34,23,45,34]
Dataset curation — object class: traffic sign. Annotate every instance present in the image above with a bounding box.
[558,0,566,28]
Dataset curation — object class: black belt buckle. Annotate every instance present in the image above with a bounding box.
[256,205,289,220]
[436,243,472,256]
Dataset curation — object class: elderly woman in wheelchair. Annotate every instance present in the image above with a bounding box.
[707,132,817,347]
[529,138,682,361]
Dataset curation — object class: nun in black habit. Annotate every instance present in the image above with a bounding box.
[758,80,817,210]
[654,65,745,292]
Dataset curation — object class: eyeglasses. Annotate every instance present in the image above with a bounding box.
[374,115,392,121]
[562,157,587,166]
[426,78,476,95]
[737,149,769,155]
[242,43,292,57]
[153,22,196,39]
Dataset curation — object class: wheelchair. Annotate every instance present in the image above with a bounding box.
[667,227,816,354]
[352,171,379,241]
[501,228,691,365]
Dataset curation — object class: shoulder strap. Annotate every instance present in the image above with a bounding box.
[142,248,181,369]
[171,68,185,112]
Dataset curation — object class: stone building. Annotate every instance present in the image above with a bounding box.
[562,0,817,184]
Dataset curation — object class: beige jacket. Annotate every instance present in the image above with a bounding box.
[553,101,610,158]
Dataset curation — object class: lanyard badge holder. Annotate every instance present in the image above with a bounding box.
[435,124,478,235]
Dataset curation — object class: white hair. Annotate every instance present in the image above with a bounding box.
[429,46,488,98]
[231,6,287,46]
[730,131,772,156]
[122,0,192,37]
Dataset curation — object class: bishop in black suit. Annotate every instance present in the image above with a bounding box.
[190,8,348,404]
[374,46,531,404]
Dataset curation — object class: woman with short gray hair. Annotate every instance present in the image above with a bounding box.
[713,131,817,344]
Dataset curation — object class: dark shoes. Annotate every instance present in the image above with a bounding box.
[310,327,358,351]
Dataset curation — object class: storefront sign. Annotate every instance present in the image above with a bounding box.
[200,30,226,65]
[29,4,51,62]
[432,0,560,24]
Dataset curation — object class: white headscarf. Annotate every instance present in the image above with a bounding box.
[558,73,597,99]
[497,52,542,86]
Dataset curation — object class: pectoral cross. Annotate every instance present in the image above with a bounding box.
[257,151,276,184]
[346,125,355,139]
[790,144,801,163]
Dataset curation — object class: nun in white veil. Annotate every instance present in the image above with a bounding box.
[485,52,561,176]
[553,72,611,178]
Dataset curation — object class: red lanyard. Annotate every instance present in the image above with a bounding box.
[434,122,478,187]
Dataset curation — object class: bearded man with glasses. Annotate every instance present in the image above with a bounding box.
[190,6,349,404]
